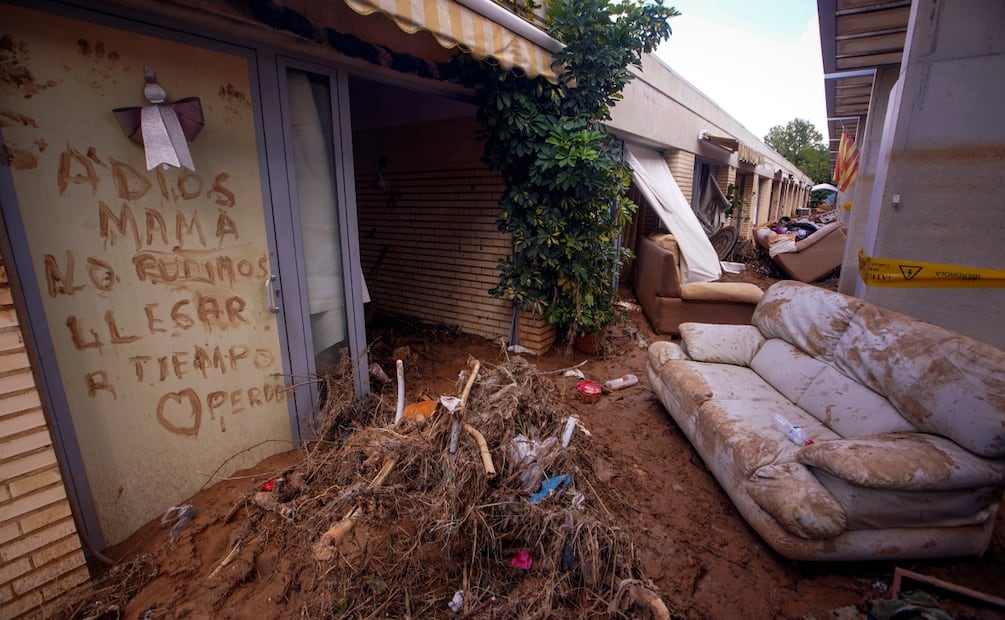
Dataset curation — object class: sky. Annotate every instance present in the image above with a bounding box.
[653,0,829,143]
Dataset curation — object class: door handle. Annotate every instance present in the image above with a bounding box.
[264,274,280,313]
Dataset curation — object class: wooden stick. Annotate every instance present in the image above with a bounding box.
[449,359,481,455]
[312,456,399,561]
[890,567,1005,609]
[208,536,244,579]
[463,424,496,477]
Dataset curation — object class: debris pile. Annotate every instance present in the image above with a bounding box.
[65,356,681,619]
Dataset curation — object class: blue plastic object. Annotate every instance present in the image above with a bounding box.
[529,474,571,504]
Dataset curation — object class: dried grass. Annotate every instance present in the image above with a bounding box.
[63,356,687,619]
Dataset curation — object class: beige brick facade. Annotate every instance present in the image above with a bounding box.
[664,150,696,203]
[0,259,88,619]
[355,119,534,348]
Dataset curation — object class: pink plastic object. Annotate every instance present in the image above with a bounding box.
[511,549,533,570]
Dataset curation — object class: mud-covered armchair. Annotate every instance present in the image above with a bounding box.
[634,232,763,336]
[755,222,847,283]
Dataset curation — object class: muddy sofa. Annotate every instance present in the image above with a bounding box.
[634,232,764,336]
[755,222,847,283]
[647,281,1005,561]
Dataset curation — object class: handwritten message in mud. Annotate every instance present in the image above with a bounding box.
[43,144,286,437]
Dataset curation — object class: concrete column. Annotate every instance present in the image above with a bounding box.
[841,0,1005,348]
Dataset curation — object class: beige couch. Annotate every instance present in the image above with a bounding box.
[647,281,1005,561]
[634,232,764,336]
[755,222,847,283]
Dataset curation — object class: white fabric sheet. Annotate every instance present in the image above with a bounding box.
[626,144,721,282]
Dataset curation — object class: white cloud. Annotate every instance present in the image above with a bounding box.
[654,13,828,142]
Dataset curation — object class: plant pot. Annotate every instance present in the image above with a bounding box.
[574,332,603,355]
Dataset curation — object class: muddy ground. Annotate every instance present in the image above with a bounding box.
[70,254,1005,619]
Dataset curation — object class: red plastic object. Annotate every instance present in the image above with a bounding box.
[259,479,276,492]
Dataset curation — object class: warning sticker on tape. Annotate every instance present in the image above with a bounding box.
[858,251,1005,288]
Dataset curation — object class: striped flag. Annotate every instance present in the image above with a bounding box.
[834,128,860,192]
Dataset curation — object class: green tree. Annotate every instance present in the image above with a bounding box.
[470,0,679,340]
[764,118,830,184]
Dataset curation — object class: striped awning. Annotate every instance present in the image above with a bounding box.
[344,0,561,81]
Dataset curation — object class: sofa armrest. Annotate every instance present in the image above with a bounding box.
[648,340,689,367]
[796,433,1005,491]
[678,323,766,366]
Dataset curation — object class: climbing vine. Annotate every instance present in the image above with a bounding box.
[472,0,679,339]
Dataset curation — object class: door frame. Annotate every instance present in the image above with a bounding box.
[0,0,349,550]
[263,56,369,432]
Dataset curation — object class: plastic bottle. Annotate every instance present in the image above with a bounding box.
[561,415,579,448]
[604,374,639,391]
[773,413,811,446]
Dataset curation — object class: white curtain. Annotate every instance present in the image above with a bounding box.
[288,71,347,354]
[625,144,721,282]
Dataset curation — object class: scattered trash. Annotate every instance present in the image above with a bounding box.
[576,380,603,404]
[529,474,571,504]
[561,514,576,571]
[439,395,462,412]
[511,549,533,570]
[872,580,889,593]
[259,478,278,493]
[509,435,560,492]
[448,589,465,612]
[561,415,579,448]
[402,400,438,424]
[720,260,746,274]
[507,344,537,355]
[563,368,586,379]
[616,300,641,312]
[773,413,813,446]
[161,504,198,542]
[368,362,391,383]
[571,492,586,511]
[604,374,638,391]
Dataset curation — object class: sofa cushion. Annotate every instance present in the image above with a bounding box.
[795,365,916,436]
[655,360,782,411]
[696,399,842,478]
[748,462,847,538]
[750,339,830,404]
[678,323,765,366]
[680,282,765,305]
[833,303,1005,458]
[752,281,863,361]
[814,471,1000,530]
[797,434,1005,490]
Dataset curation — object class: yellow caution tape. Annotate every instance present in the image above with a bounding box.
[858,251,1005,288]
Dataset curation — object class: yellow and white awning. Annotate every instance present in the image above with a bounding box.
[344,0,561,81]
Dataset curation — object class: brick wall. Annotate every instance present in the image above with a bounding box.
[0,261,88,619]
[714,165,738,229]
[664,150,696,203]
[738,174,758,239]
[355,118,555,353]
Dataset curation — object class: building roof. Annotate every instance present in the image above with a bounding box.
[817,0,911,168]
